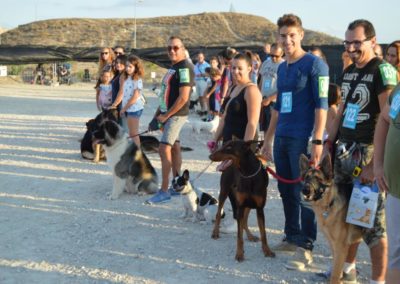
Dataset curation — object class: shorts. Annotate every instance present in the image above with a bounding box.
[125,109,143,118]
[386,193,400,269]
[160,115,187,146]
[334,142,386,247]
[195,80,208,98]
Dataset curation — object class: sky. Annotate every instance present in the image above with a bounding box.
[0,0,397,43]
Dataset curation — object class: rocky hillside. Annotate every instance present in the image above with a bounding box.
[1,12,341,48]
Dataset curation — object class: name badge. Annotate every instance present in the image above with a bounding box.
[343,103,360,129]
[389,92,400,119]
[281,92,292,113]
[263,79,271,92]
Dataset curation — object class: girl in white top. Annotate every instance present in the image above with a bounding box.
[112,55,145,147]
[96,70,112,110]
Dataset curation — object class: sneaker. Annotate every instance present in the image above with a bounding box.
[169,186,181,196]
[285,247,313,271]
[273,240,297,252]
[316,268,357,283]
[145,190,171,204]
[220,219,237,234]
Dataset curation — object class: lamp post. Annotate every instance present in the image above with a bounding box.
[133,0,143,49]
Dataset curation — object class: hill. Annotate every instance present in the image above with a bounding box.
[0,12,340,48]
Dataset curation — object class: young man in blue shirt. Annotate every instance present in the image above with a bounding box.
[262,13,329,270]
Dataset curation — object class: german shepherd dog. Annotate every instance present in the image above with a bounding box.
[299,154,362,284]
[209,140,275,261]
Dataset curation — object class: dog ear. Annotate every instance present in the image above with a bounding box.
[299,154,310,177]
[183,169,190,180]
[320,154,333,180]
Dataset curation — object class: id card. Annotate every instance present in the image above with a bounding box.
[389,91,400,119]
[281,92,292,113]
[263,79,272,92]
[343,103,360,129]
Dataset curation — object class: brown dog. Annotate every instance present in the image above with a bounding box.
[209,140,275,261]
[299,154,362,284]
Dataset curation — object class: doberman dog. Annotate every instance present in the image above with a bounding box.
[209,140,275,261]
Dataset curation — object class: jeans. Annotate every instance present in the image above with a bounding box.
[273,136,316,250]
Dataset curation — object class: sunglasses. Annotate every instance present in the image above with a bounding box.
[101,52,109,55]
[167,45,181,52]
[270,54,281,58]
[115,52,123,55]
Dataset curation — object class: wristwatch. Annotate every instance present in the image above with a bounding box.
[311,139,323,145]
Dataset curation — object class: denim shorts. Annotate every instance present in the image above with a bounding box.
[125,109,143,118]
[160,115,187,146]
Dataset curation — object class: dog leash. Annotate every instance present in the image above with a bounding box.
[127,130,150,139]
[265,166,303,184]
[191,161,214,182]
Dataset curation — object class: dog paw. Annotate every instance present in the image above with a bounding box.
[211,231,220,239]
[235,253,245,262]
[263,249,276,258]
[247,234,260,242]
[108,193,119,200]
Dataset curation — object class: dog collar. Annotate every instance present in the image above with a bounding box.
[239,161,262,179]
[323,199,335,219]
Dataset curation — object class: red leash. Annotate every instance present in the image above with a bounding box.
[265,166,303,184]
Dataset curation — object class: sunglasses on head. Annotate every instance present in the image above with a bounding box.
[167,45,181,52]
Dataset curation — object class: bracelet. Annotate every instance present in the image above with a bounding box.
[311,139,323,145]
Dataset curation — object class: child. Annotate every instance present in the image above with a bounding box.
[204,68,222,120]
[112,55,145,147]
[96,70,113,111]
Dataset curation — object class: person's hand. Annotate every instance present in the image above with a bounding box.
[207,140,217,153]
[310,144,323,167]
[360,162,374,184]
[373,165,389,192]
[261,142,273,162]
[157,113,169,124]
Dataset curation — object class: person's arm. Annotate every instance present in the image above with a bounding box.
[262,94,277,106]
[205,83,217,98]
[121,89,140,114]
[243,85,262,141]
[111,76,125,108]
[311,108,327,165]
[96,88,101,111]
[373,102,390,192]
[360,88,393,183]
[157,86,191,123]
[261,109,278,161]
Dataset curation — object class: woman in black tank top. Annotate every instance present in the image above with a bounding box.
[213,52,262,144]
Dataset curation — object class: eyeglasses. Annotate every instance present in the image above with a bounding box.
[167,45,182,52]
[101,52,109,55]
[343,38,371,49]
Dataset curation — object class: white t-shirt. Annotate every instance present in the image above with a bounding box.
[259,59,284,98]
[122,77,144,112]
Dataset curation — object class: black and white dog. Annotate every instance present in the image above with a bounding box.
[80,109,119,162]
[172,169,224,223]
[93,119,158,199]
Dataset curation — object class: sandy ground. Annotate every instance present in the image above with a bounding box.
[0,82,372,283]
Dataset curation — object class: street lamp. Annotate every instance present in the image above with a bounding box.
[133,0,143,49]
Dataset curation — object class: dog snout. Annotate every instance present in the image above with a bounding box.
[302,185,311,197]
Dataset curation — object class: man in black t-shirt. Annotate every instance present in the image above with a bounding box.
[146,36,194,204]
[324,19,397,282]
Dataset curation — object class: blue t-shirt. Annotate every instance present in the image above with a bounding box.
[274,53,329,138]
